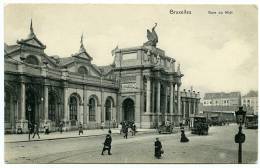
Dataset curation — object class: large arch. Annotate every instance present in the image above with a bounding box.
[25,55,39,65]
[68,93,82,126]
[48,90,61,126]
[4,85,17,132]
[122,98,135,122]
[25,85,40,125]
[105,97,114,122]
[88,94,99,122]
[78,66,88,76]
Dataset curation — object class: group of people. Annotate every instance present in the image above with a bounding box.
[27,121,83,141]
[28,120,190,160]
[28,122,40,140]
[100,130,165,159]
[120,121,136,139]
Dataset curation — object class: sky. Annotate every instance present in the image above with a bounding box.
[4,4,258,96]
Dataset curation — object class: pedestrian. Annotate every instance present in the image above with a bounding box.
[112,120,117,128]
[32,123,40,139]
[123,126,128,139]
[180,123,189,143]
[131,123,136,136]
[101,131,112,155]
[44,122,50,135]
[59,121,63,134]
[101,122,105,130]
[197,122,202,135]
[28,122,33,141]
[154,137,163,159]
[78,122,83,135]
[119,122,122,134]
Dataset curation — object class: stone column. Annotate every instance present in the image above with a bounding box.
[177,84,181,123]
[101,89,104,123]
[20,82,26,121]
[188,100,191,118]
[170,83,174,115]
[63,87,68,121]
[79,103,84,124]
[44,85,49,121]
[164,84,168,122]
[83,86,88,127]
[152,80,155,113]
[193,100,196,114]
[156,80,161,125]
[182,100,186,119]
[146,76,151,113]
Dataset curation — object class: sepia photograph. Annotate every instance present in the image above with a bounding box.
[2,2,258,165]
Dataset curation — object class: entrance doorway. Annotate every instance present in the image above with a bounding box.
[26,90,37,125]
[122,98,135,122]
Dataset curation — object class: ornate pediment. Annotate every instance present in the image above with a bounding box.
[18,37,46,49]
[17,20,46,49]
[72,34,93,61]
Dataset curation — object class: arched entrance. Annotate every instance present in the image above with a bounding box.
[48,91,61,126]
[122,98,135,122]
[25,89,37,124]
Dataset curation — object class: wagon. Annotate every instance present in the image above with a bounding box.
[191,116,209,135]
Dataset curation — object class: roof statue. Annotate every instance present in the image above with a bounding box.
[28,19,35,38]
[79,33,86,53]
[177,63,181,74]
[111,45,119,56]
[143,23,158,47]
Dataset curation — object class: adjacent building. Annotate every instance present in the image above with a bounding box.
[4,21,200,133]
[202,92,241,121]
[241,90,258,115]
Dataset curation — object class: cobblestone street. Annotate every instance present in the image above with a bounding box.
[5,124,257,164]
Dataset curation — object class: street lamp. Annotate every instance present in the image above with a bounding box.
[235,106,246,164]
[28,105,32,141]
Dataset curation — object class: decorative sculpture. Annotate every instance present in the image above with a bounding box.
[144,23,158,47]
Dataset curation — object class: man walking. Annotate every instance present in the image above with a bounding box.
[123,126,128,139]
[59,121,63,134]
[101,131,112,155]
[78,122,83,135]
[28,122,33,141]
[32,123,40,139]
[131,123,136,136]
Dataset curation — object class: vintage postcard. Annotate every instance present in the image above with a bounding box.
[3,3,258,165]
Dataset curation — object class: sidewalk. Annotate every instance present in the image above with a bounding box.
[4,128,157,143]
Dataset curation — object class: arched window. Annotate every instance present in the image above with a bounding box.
[105,99,112,121]
[78,66,88,76]
[25,55,39,65]
[69,96,78,121]
[89,98,96,121]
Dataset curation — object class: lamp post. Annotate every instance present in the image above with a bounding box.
[28,105,31,141]
[235,106,246,164]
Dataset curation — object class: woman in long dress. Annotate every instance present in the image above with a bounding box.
[154,138,162,159]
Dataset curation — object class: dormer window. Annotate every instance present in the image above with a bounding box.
[25,55,39,65]
[78,66,88,76]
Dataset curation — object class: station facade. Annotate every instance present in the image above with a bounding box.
[4,22,200,133]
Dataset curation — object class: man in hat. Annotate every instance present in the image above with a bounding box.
[78,122,83,135]
[154,137,163,159]
[32,123,40,139]
[101,131,112,155]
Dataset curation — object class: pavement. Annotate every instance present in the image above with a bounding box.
[4,128,160,143]
[4,125,258,163]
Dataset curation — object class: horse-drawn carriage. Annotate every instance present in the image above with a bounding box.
[191,116,209,135]
[158,121,174,134]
